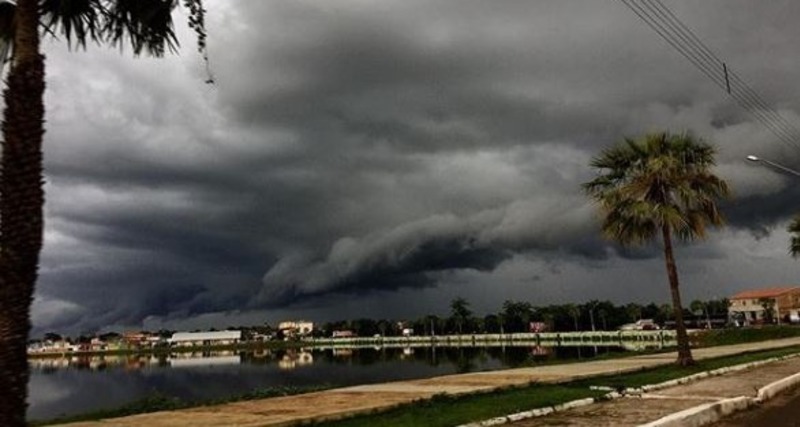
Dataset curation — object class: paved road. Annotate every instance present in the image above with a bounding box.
[511,356,800,426]
[710,385,800,427]
[58,337,800,427]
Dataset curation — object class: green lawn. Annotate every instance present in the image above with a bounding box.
[694,325,800,347]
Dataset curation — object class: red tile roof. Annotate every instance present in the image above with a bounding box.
[730,287,800,300]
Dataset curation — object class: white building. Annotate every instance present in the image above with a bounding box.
[729,287,800,325]
[278,320,314,338]
[168,331,242,347]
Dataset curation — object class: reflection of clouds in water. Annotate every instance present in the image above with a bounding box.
[27,375,73,406]
[28,346,632,421]
[27,369,157,421]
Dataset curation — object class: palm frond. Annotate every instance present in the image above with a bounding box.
[40,0,102,49]
[583,131,729,247]
[103,0,179,57]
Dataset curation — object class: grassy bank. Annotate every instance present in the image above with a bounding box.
[313,345,800,427]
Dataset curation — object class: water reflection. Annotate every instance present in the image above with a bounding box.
[28,343,659,421]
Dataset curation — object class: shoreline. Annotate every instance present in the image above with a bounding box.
[35,336,800,426]
[28,329,677,359]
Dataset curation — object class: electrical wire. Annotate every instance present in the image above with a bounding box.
[617,0,800,154]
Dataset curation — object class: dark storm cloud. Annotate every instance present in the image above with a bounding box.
[256,200,612,306]
[32,0,800,333]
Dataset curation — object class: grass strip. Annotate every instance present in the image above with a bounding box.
[313,345,800,427]
[694,326,800,347]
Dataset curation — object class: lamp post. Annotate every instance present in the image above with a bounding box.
[747,154,800,326]
[746,155,800,177]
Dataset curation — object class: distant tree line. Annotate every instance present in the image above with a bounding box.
[35,297,730,343]
[312,297,730,338]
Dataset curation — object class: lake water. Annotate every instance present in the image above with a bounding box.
[28,344,635,421]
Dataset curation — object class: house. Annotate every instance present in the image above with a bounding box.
[90,337,107,352]
[729,287,800,325]
[28,339,77,354]
[278,320,314,339]
[123,332,152,349]
[168,330,242,347]
[332,330,355,338]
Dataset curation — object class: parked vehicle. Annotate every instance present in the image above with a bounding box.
[618,319,660,331]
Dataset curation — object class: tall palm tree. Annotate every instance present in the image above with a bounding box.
[583,132,729,366]
[0,1,208,424]
[566,303,580,331]
[449,297,472,335]
[790,215,800,257]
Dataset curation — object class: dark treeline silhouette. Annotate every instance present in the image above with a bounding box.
[314,297,730,337]
[37,298,730,343]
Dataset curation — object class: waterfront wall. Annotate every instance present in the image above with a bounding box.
[308,330,676,348]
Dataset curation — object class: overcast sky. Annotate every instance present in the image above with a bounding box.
[32,0,800,335]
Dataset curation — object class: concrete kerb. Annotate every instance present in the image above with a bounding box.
[457,351,800,427]
[756,370,800,402]
[632,351,800,395]
[642,353,800,427]
[638,396,754,427]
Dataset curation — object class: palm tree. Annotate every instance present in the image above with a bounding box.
[583,131,729,366]
[690,300,711,329]
[790,214,800,257]
[449,297,473,335]
[566,304,580,331]
[0,1,208,424]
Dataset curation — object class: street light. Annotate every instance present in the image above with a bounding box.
[746,155,800,177]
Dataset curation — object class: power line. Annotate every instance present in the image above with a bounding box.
[625,0,799,148]
[617,0,800,153]
[622,0,800,150]
[640,0,800,149]
[644,0,800,142]
[630,0,800,149]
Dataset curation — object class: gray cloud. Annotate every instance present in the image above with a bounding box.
[31,0,800,334]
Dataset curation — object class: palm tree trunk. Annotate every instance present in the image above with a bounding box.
[661,225,694,366]
[0,0,46,425]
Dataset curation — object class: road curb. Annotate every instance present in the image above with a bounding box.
[638,396,754,427]
[457,393,620,427]
[756,370,800,402]
[457,351,800,427]
[644,356,800,427]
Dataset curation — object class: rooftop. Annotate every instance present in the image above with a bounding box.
[730,287,800,300]
[169,331,242,342]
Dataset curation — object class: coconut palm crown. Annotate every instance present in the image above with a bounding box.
[583,131,729,366]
